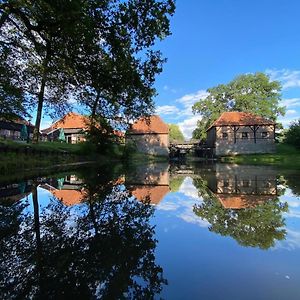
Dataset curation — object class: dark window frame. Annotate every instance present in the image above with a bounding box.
[241,132,248,139]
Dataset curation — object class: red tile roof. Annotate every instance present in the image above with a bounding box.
[208,112,275,130]
[217,194,276,209]
[51,189,85,206]
[42,112,90,133]
[128,115,169,134]
[130,185,170,205]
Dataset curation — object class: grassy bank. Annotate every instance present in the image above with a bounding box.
[0,139,82,154]
[0,140,90,174]
[0,139,168,175]
[220,144,300,169]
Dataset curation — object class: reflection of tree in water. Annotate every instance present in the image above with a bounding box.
[0,172,166,299]
[192,177,288,250]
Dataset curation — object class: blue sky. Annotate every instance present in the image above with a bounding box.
[41,0,300,138]
[153,0,300,138]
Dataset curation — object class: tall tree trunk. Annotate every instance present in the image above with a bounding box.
[90,90,101,128]
[32,183,46,297]
[33,47,51,143]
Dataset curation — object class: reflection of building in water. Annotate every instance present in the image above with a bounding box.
[0,181,32,203]
[126,164,170,204]
[40,175,85,206]
[205,164,278,209]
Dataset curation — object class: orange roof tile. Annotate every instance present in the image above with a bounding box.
[43,112,90,131]
[208,112,275,130]
[51,189,85,206]
[130,185,170,205]
[128,115,169,134]
[217,194,276,209]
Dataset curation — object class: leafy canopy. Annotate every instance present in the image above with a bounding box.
[0,0,175,142]
[192,72,285,140]
[285,119,300,148]
[169,123,185,143]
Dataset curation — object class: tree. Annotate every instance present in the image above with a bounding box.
[169,124,185,143]
[192,72,285,140]
[0,44,28,119]
[0,166,167,299]
[0,0,175,142]
[192,177,288,249]
[285,119,300,148]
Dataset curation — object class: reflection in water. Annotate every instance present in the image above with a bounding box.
[1,163,300,299]
[0,167,166,299]
[40,175,85,206]
[126,163,170,205]
[193,164,288,249]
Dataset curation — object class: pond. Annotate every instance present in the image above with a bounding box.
[1,162,300,299]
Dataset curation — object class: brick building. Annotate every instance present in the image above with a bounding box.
[206,112,276,156]
[42,112,89,144]
[126,115,169,156]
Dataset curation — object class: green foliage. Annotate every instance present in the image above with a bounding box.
[192,72,285,140]
[0,45,28,119]
[122,141,137,160]
[1,0,175,142]
[285,119,300,148]
[169,176,185,192]
[169,124,185,143]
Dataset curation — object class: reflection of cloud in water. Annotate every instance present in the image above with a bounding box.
[275,229,300,251]
[157,201,179,211]
[280,188,300,208]
[156,177,208,227]
[178,177,202,200]
[178,211,210,227]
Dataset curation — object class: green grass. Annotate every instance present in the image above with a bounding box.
[0,139,82,153]
[221,144,300,169]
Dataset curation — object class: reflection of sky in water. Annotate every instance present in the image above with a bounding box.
[277,188,300,251]
[3,169,300,300]
[152,176,300,300]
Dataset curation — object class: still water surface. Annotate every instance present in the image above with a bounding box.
[1,163,300,299]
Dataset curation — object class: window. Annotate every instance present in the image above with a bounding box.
[241,132,248,139]
[223,179,229,187]
[242,180,250,187]
[222,132,228,139]
[261,132,268,138]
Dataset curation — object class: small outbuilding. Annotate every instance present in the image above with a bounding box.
[42,112,90,144]
[206,112,276,156]
[126,115,169,156]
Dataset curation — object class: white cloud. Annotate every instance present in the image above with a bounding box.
[157,90,208,139]
[278,98,300,127]
[281,98,300,108]
[176,90,209,116]
[178,115,201,139]
[286,109,297,115]
[156,105,180,115]
[278,115,300,127]
[266,69,300,89]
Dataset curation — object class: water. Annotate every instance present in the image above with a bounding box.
[1,163,300,299]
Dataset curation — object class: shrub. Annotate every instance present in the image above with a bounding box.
[285,119,300,148]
